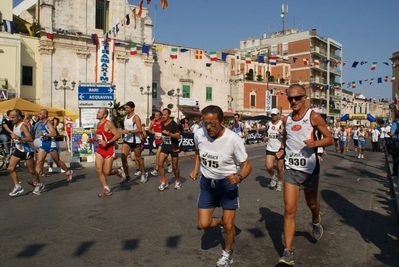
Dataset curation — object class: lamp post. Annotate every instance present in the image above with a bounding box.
[53,78,76,110]
[140,85,152,126]
[170,88,182,120]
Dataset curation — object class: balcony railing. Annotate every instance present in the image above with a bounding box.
[311,47,327,56]
[329,108,341,114]
[330,54,342,61]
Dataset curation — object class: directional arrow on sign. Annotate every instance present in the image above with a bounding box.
[79,94,84,100]
[108,101,113,107]
[108,88,114,94]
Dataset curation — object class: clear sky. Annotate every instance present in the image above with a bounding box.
[13,0,399,100]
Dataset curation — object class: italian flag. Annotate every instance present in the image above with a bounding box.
[130,43,137,55]
[245,54,251,64]
[392,75,396,82]
[384,76,389,82]
[170,47,178,59]
[371,62,377,70]
[210,51,217,61]
[369,78,374,85]
[352,81,356,88]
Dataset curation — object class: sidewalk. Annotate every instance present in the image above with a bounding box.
[385,151,399,222]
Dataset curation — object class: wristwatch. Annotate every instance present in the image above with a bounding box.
[237,174,244,183]
[106,141,110,145]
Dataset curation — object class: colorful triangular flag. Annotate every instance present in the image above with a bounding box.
[195,50,203,59]
[391,75,396,82]
[245,54,251,64]
[371,62,377,70]
[210,51,217,61]
[2,20,14,34]
[170,47,178,59]
[303,58,309,65]
[130,43,137,55]
[270,56,277,65]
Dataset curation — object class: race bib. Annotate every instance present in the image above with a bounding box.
[200,151,222,169]
[96,134,103,142]
[287,152,307,167]
[163,136,171,145]
[269,133,278,139]
[155,132,162,139]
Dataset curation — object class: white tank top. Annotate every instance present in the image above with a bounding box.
[333,127,340,139]
[123,114,140,143]
[339,130,347,141]
[357,130,366,141]
[13,123,34,152]
[285,109,318,174]
[266,120,283,152]
[194,127,248,180]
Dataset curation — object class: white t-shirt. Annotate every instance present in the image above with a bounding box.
[380,127,386,138]
[371,129,380,142]
[266,121,283,152]
[194,127,248,180]
[385,125,391,139]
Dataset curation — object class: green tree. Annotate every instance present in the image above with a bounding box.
[111,100,125,129]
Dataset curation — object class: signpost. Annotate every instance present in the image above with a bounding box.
[78,84,115,108]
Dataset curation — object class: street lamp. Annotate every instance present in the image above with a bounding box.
[53,78,76,110]
[140,85,151,126]
[170,88,183,120]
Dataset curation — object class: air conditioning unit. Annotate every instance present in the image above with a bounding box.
[167,103,174,109]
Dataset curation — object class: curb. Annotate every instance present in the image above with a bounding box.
[384,151,399,224]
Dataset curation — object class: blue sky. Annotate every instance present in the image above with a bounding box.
[13,0,399,100]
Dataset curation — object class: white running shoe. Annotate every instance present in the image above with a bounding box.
[150,169,159,176]
[174,181,181,189]
[276,181,283,192]
[358,154,361,159]
[9,184,24,197]
[167,164,173,173]
[33,183,45,196]
[134,170,141,176]
[65,170,74,182]
[216,250,234,267]
[158,182,169,191]
[361,154,364,159]
[117,167,126,182]
[141,173,148,183]
[269,174,278,188]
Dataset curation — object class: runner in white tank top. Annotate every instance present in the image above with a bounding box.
[274,84,333,265]
[264,108,284,191]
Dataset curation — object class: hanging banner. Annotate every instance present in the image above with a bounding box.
[96,38,115,83]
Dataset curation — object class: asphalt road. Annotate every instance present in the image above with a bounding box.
[0,144,398,267]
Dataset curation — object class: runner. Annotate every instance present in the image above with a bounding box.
[352,125,359,151]
[148,110,172,176]
[274,84,333,265]
[264,108,284,191]
[157,108,181,191]
[35,109,73,188]
[231,113,248,169]
[345,124,351,152]
[357,125,368,159]
[189,105,252,267]
[90,108,124,196]
[120,101,148,183]
[332,122,340,152]
[7,109,41,196]
[338,125,348,158]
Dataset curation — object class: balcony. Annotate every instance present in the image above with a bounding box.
[310,47,327,56]
[329,108,341,114]
[330,54,342,61]
[330,68,341,75]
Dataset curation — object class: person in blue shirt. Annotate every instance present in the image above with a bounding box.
[388,110,399,176]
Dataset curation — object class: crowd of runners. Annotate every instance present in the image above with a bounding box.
[3,83,396,266]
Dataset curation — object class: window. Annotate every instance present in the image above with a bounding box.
[250,95,256,107]
[95,0,109,31]
[152,82,157,98]
[271,96,277,108]
[271,44,278,55]
[206,86,212,101]
[282,42,288,55]
[182,85,190,98]
[22,66,33,86]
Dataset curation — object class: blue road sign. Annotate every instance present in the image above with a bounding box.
[78,86,114,94]
[78,93,114,101]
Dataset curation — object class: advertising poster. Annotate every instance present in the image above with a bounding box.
[71,128,98,157]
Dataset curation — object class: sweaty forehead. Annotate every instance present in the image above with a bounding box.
[202,113,219,121]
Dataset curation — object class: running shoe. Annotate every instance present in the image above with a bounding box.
[361,154,364,159]
[216,249,233,267]
[358,154,361,159]
[276,181,283,192]
[312,214,324,240]
[167,164,173,173]
[98,188,113,197]
[60,168,65,173]
[134,170,141,176]
[27,178,37,187]
[150,169,159,176]
[158,182,169,191]
[120,176,132,185]
[117,167,126,182]
[278,249,294,265]
[65,170,74,182]
[269,174,278,188]
[174,181,181,189]
[32,183,45,196]
[9,184,24,197]
[48,167,55,173]
[141,173,148,183]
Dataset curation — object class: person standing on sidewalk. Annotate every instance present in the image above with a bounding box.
[0,110,14,163]
[148,110,172,176]
[7,109,41,196]
[264,108,284,191]
[189,105,252,267]
[120,101,148,184]
[274,84,333,265]
[371,126,380,152]
[157,108,181,191]
[35,109,73,188]
[91,108,124,197]
[388,110,399,176]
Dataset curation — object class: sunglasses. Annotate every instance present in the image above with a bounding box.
[287,95,305,102]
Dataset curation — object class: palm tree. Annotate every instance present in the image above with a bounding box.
[111,100,125,129]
